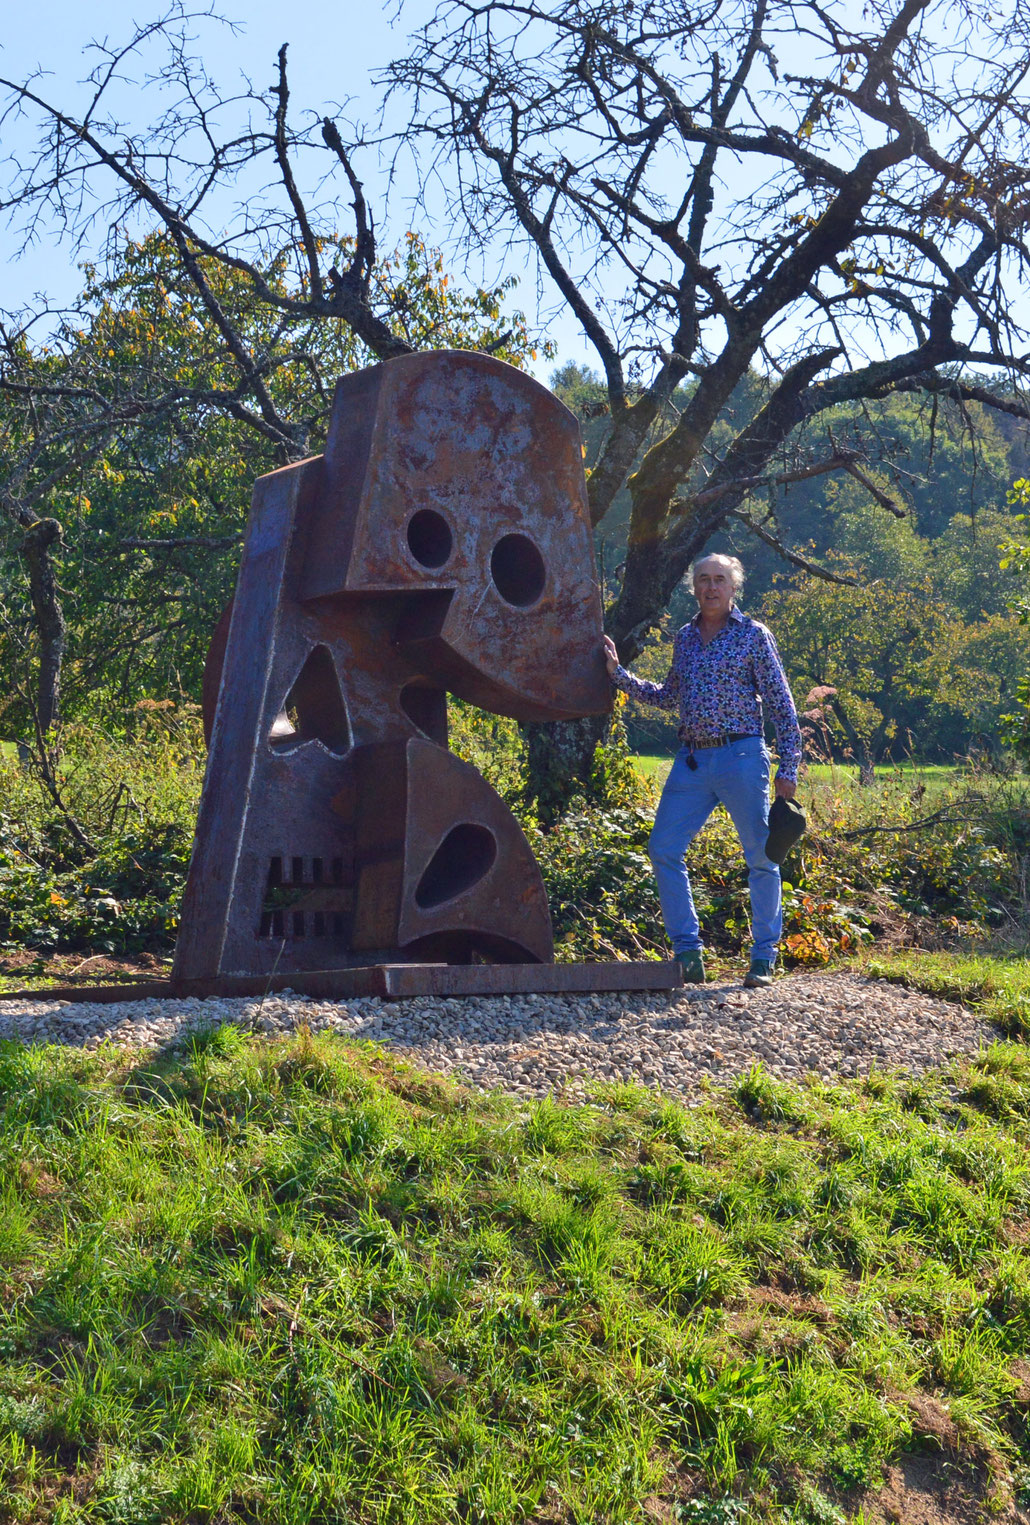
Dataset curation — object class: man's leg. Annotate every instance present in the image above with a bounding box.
[648,751,719,957]
[716,738,781,963]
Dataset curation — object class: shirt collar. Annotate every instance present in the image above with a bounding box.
[688,606,745,634]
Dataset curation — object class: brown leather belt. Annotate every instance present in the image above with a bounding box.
[680,732,755,750]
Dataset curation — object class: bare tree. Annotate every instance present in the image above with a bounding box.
[4,0,1030,809]
[385,0,1030,801]
[0,6,534,738]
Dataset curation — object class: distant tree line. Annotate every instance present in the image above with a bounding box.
[555,363,1030,769]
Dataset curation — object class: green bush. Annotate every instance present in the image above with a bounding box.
[0,701,1026,968]
[536,759,1029,966]
[0,706,202,956]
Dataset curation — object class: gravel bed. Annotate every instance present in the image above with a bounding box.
[0,971,1000,1099]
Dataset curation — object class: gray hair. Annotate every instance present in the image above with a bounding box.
[688,553,745,597]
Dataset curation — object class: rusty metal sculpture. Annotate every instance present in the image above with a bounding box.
[169,351,680,999]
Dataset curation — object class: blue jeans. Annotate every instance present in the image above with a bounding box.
[648,736,781,962]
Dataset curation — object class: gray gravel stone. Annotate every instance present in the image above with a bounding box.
[0,971,1001,1100]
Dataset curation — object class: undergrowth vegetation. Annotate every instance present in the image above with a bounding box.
[0,703,1027,977]
[0,708,201,964]
[1,1029,1029,1522]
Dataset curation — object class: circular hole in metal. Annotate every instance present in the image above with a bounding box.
[490,533,546,607]
[406,509,453,569]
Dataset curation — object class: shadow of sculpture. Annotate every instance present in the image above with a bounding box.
[173,350,612,982]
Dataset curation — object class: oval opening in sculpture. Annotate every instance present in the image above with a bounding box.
[490,533,546,607]
[414,824,497,909]
[407,508,453,568]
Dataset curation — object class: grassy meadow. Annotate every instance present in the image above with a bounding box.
[0,722,1028,1519]
[1,1026,1030,1523]
[632,755,963,792]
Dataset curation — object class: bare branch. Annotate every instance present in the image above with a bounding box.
[729,507,860,586]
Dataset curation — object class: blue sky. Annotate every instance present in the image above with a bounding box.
[0,2,414,298]
[0,1,581,372]
[4,4,1026,388]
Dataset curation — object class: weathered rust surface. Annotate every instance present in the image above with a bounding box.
[0,981,178,1006]
[174,351,612,985]
[0,961,682,1008]
[374,960,683,999]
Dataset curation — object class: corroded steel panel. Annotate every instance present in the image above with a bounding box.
[305,350,607,721]
[1,960,683,1007]
[173,351,612,984]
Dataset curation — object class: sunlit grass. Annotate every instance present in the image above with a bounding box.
[633,752,962,788]
[0,1028,1028,1521]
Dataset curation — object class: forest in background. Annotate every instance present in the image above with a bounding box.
[0,249,1028,976]
[3,248,1029,771]
[554,363,1030,770]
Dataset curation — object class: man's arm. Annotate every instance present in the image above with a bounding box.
[603,632,684,712]
[752,626,802,797]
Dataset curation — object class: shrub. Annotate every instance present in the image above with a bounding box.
[0,706,202,956]
[1,703,1025,967]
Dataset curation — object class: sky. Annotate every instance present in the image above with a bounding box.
[3,3,1027,389]
[0,0,584,376]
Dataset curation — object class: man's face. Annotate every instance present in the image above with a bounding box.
[693,560,735,620]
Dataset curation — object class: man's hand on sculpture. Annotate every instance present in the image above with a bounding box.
[774,776,797,801]
[602,634,620,678]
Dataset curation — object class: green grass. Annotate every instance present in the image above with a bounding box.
[1,1028,1029,1522]
[633,754,961,789]
[863,948,1030,1042]
[803,762,958,782]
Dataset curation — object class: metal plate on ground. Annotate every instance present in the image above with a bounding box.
[376,962,683,998]
[0,961,682,1008]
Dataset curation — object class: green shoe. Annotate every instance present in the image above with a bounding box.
[744,958,774,989]
[677,950,706,984]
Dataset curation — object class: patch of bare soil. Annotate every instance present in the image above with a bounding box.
[0,949,171,990]
[855,1452,1029,1525]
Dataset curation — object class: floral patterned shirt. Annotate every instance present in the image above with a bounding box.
[613,608,802,782]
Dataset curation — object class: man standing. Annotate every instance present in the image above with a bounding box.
[603,554,801,988]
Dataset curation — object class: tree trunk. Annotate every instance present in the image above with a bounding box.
[20,517,67,734]
[522,712,612,824]
[830,697,876,786]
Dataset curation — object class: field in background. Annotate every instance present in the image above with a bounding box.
[633,753,961,790]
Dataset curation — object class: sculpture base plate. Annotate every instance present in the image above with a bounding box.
[0,961,683,1007]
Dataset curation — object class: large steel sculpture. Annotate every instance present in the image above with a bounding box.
[171,351,680,998]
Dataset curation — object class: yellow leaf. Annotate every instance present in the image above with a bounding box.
[49,891,67,906]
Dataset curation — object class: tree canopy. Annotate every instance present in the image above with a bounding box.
[0,231,543,736]
[2,0,1030,796]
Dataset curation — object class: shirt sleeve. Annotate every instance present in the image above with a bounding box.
[611,630,684,713]
[752,625,802,783]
